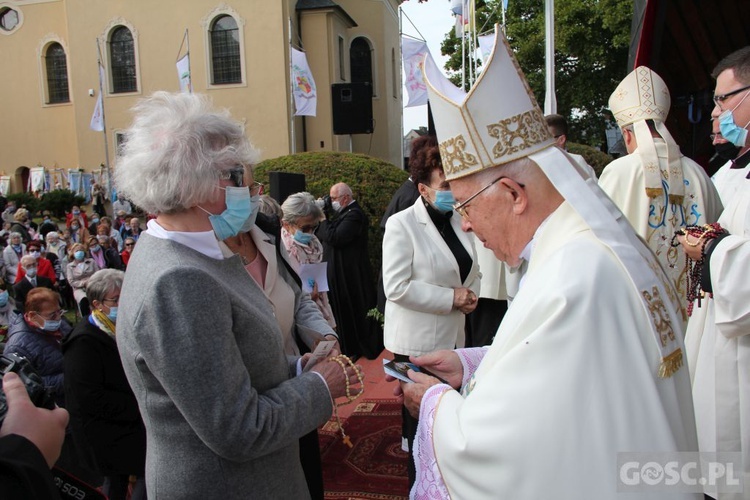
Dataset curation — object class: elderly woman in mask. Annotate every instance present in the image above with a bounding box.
[381,135,481,487]
[114,91,360,499]
[280,192,336,330]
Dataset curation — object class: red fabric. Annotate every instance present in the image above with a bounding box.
[121,250,130,267]
[65,213,89,229]
[15,257,56,284]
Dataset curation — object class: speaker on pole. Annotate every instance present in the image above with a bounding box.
[331,82,373,135]
[268,171,306,205]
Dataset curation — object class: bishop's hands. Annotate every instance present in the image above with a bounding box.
[453,287,478,314]
[387,350,464,418]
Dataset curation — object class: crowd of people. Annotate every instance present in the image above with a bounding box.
[1,34,749,500]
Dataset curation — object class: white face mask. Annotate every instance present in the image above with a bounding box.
[332,201,342,212]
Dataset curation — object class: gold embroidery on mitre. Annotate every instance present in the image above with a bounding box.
[659,348,683,378]
[642,286,677,347]
[440,135,479,176]
[487,109,549,159]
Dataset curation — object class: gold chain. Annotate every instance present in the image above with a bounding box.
[327,354,364,448]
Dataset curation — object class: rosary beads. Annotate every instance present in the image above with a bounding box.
[328,354,365,448]
[672,223,727,316]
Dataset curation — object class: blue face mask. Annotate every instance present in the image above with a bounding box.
[200,185,252,240]
[41,318,62,332]
[74,250,85,261]
[433,189,456,213]
[0,291,8,307]
[239,195,261,233]
[107,306,118,323]
[293,230,313,245]
[90,245,101,253]
[718,90,750,147]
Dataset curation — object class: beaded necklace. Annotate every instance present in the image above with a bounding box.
[327,354,365,448]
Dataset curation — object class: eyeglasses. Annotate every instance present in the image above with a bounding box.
[34,309,66,321]
[249,181,264,196]
[710,133,724,141]
[296,223,319,233]
[452,176,525,219]
[125,242,135,247]
[713,84,750,107]
[102,297,119,305]
[221,167,247,187]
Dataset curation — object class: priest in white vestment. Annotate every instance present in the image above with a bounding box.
[679,46,750,500]
[600,67,723,319]
[390,27,701,500]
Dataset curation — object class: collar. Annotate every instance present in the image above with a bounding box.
[518,213,552,264]
[730,148,750,176]
[146,219,225,260]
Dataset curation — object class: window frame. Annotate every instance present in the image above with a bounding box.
[99,18,142,97]
[350,36,377,98]
[202,6,246,90]
[37,35,72,107]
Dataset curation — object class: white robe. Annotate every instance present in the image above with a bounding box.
[685,172,750,500]
[416,201,699,499]
[599,141,724,316]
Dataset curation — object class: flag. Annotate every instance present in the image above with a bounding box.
[30,166,45,192]
[291,48,317,116]
[90,63,105,131]
[402,37,431,108]
[478,34,495,63]
[453,0,472,37]
[176,54,191,93]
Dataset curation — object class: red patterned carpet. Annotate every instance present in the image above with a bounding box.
[320,399,409,499]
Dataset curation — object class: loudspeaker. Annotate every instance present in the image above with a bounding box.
[269,171,306,205]
[331,82,373,135]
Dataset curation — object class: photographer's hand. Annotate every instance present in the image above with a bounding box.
[0,372,68,468]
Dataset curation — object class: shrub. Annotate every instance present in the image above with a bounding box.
[39,189,86,219]
[254,152,408,280]
[7,192,40,215]
[567,142,614,178]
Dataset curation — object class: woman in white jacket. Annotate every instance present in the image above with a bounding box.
[381,135,480,487]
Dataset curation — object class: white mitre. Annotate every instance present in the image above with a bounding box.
[422,29,554,180]
[609,66,685,203]
[423,26,685,378]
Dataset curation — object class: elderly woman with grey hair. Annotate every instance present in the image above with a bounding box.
[62,269,146,500]
[2,232,25,284]
[280,192,336,330]
[114,91,360,499]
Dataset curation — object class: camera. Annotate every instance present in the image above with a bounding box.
[0,353,56,426]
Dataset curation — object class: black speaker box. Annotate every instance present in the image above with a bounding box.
[269,171,306,205]
[331,82,373,135]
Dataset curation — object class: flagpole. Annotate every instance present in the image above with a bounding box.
[544,0,557,114]
[399,6,405,169]
[288,17,297,154]
[95,39,113,204]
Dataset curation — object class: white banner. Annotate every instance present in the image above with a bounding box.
[90,64,105,131]
[0,176,10,197]
[478,34,495,63]
[30,166,45,192]
[402,37,431,108]
[176,54,191,93]
[291,48,317,117]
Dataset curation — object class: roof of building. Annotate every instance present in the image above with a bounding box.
[296,0,357,26]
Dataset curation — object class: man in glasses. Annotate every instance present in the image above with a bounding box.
[600,67,723,319]
[677,46,750,500]
[393,27,698,499]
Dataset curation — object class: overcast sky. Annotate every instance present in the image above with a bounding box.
[399,0,455,132]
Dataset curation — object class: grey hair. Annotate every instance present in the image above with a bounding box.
[257,195,283,219]
[281,192,322,224]
[9,232,22,240]
[86,269,125,304]
[45,231,59,241]
[20,255,36,267]
[114,91,260,215]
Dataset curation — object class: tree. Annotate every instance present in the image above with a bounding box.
[439,0,632,149]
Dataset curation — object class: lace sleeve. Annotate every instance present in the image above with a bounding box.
[455,347,488,388]
[411,384,452,500]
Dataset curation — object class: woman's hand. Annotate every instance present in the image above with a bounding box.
[311,282,320,302]
[453,287,478,314]
[311,352,363,400]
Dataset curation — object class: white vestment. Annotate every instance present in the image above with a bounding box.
[416,201,699,499]
[685,168,750,500]
[599,140,724,315]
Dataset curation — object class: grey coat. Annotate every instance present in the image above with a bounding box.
[117,233,332,499]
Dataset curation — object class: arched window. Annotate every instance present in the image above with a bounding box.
[210,15,241,85]
[45,43,69,104]
[110,26,137,93]
[350,37,373,95]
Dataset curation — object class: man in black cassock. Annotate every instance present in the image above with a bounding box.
[317,182,382,359]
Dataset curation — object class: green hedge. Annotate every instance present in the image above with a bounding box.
[7,189,85,219]
[567,142,614,178]
[255,152,408,280]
